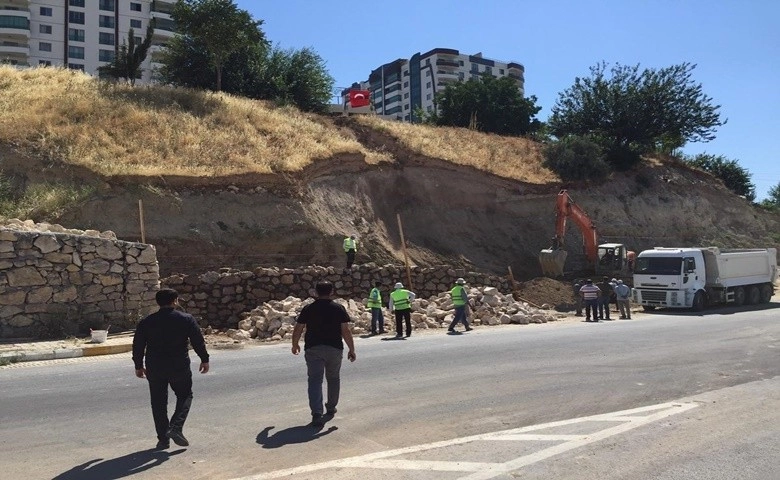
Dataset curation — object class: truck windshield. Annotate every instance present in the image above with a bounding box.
[635,257,683,275]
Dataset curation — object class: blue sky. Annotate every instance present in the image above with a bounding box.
[240,0,778,200]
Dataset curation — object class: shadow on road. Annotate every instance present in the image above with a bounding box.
[52,448,185,480]
[642,301,780,318]
[256,424,337,449]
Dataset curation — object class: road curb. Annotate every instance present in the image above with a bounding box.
[81,344,133,357]
[1,343,132,364]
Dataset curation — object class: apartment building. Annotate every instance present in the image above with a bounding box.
[0,0,176,84]
[345,48,525,122]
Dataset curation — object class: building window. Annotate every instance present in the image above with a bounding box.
[403,92,409,99]
[68,28,85,42]
[458,72,465,80]
[99,32,115,45]
[471,64,479,73]
[39,60,52,66]
[485,66,492,75]
[426,93,432,100]
[131,2,142,12]
[69,0,85,7]
[69,11,85,24]
[40,7,53,16]
[39,42,52,52]
[426,70,430,77]
[68,63,85,71]
[499,68,504,75]
[99,49,115,62]
[427,105,433,112]
[131,19,142,29]
[99,15,115,28]
[426,82,431,89]
[425,59,430,65]
[404,104,409,110]
[39,24,52,34]
[68,46,85,59]
[99,0,115,11]
[404,114,410,121]
[403,81,408,88]
[459,60,464,66]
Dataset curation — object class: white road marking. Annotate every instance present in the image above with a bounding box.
[232,401,697,480]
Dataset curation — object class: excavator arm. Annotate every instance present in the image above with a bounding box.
[539,190,599,276]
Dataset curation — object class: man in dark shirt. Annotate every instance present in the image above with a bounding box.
[292,281,356,427]
[133,288,210,449]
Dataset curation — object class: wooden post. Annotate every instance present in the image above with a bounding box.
[507,266,518,291]
[397,213,413,290]
[138,199,146,244]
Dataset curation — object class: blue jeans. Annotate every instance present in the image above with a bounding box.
[585,299,599,320]
[304,345,343,416]
[370,307,384,333]
[448,305,470,330]
[598,297,610,319]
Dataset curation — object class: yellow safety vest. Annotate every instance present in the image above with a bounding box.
[450,285,466,306]
[390,289,410,310]
[368,287,382,308]
[343,237,356,252]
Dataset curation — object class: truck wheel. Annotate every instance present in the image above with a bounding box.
[692,292,705,312]
[747,286,760,305]
[642,306,656,311]
[733,287,745,306]
[760,284,773,303]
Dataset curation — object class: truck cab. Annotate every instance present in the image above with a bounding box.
[633,248,707,310]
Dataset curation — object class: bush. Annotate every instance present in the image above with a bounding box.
[543,136,610,182]
[684,153,756,201]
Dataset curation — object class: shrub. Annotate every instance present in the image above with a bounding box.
[543,136,610,182]
[684,153,756,201]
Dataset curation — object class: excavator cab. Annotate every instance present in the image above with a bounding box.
[595,243,635,276]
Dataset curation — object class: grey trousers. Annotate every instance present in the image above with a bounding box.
[304,345,343,416]
[617,299,631,318]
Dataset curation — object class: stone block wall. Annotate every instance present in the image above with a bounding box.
[0,228,160,338]
[162,263,511,329]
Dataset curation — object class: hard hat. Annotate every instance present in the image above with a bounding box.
[350,234,356,239]
[617,279,624,284]
[394,282,403,289]
[455,278,465,285]
[611,278,617,282]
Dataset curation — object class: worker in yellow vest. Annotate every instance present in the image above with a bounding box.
[367,281,386,334]
[389,282,416,338]
[447,278,473,333]
[343,235,357,271]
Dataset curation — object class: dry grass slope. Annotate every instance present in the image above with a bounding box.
[0,66,390,177]
[356,116,558,184]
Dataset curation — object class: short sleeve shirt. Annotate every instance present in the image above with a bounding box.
[296,299,351,350]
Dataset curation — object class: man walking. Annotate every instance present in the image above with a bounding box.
[367,281,385,334]
[614,279,632,319]
[133,288,210,449]
[579,279,601,322]
[292,282,356,427]
[343,234,357,271]
[448,278,473,333]
[389,282,416,338]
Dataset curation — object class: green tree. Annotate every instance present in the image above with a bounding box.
[685,153,756,202]
[542,136,610,182]
[549,63,725,168]
[252,46,334,113]
[760,182,780,209]
[98,22,154,85]
[434,75,541,136]
[172,0,266,91]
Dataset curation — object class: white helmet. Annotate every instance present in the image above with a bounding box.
[394,282,404,289]
[455,278,465,285]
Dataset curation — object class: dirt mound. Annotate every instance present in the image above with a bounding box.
[513,277,576,311]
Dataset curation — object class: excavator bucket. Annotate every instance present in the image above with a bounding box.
[539,249,568,277]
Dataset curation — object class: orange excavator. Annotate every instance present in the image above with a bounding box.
[539,190,635,278]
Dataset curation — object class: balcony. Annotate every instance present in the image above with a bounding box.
[152,17,176,40]
[436,58,459,69]
[0,12,30,40]
[0,40,28,56]
[150,0,176,15]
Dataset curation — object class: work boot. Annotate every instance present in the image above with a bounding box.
[167,428,189,447]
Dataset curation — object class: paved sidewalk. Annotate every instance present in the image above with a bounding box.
[0,332,134,364]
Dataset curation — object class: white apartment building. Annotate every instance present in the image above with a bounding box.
[345,48,525,122]
[0,0,176,84]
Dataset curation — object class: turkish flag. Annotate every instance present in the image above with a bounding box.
[349,90,371,108]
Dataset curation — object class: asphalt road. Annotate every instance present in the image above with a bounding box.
[1,302,778,480]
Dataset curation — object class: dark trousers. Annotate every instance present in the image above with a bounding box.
[448,305,470,330]
[370,307,384,333]
[345,250,356,268]
[305,345,343,416]
[585,299,599,321]
[147,368,193,441]
[575,296,583,316]
[598,297,611,319]
[395,309,412,336]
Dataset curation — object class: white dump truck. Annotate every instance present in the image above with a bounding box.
[633,247,778,311]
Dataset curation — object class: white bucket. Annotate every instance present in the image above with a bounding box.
[90,329,108,343]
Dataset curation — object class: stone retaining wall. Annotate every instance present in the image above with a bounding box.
[0,228,160,338]
[162,263,512,328]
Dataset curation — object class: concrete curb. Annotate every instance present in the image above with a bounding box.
[0,343,132,364]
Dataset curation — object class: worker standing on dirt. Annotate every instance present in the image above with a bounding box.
[597,276,613,320]
[447,278,473,333]
[579,279,601,322]
[343,234,357,271]
[367,281,386,335]
[573,279,583,317]
[614,280,632,319]
[389,282,415,338]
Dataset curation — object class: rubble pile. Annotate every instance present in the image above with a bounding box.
[225,286,564,342]
[1,219,117,239]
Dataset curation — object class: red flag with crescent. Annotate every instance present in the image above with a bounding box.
[349,90,371,108]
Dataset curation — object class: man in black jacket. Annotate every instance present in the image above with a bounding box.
[133,288,210,449]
